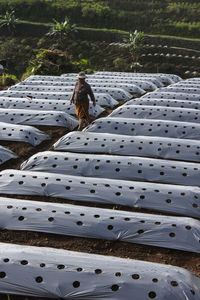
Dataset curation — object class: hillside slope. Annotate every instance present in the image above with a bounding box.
[0,0,200,37]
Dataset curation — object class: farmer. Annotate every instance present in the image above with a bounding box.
[70,71,96,131]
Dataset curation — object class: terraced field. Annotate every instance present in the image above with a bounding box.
[1,0,200,37]
[0,72,199,299]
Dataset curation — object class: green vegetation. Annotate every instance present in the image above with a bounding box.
[46,17,77,49]
[0,72,18,90]
[0,28,200,83]
[0,10,18,35]
[1,72,18,85]
[0,37,36,77]
[124,30,145,71]
[22,48,77,79]
[0,0,200,38]
[0,2,199,83]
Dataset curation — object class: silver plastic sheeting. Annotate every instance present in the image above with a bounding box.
[0,122,49,146]
[142,91,200,101]
[109,105,200,123]
[16,81,145,95]
[172,85,200,90]
[173,83,200,89]
[18,80,78,85]
[88,78,157,91]
[160,73,182,83]
[183,83,200,87]
[0,108,78,129]
[94,72,182,83]
[159,86,200,94]
[99,79,157,91]
[185,78,200,83]
[0,169,199,218]
[124,98,200,110]
[20,151,200,186]
[8,84,76,92]
[0,146,17,164]
[26,74,161,88]
[0,97,104,118]
[0,90,75,100]
[105,72,182,83]
[22,78,157,91]
[70,93,117,108]
[88,77,157,90]
[0,198,200,253]
[0,91,118,108]
[94,72,175,84]
[0,242,199,300]
[88,75,164,88]
[53,132,200,163]
[61,74,164,88]
[25,75,64,81]
[9,85,132,101]
[85,117,200,140]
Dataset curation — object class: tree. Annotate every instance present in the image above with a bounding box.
[0,10,18,36]
[124,30,144,71]
[46,17,77,49]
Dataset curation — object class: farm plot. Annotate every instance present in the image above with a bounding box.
[53,131,200,162]
[93,71,182,84]
[85,117,200,140]
[0,91,118,108]
[15,80,145,95]
[0,74,108,168]
[125,98,200,110]
[0,242,199,300]
[61,73,164,88]
[0,169,199,218]
[0,72,200,300]
[0,146,17,165]
[0,97,104,118]
[62,72,176,85]
[26,74,163,89]
[109,105,200,123]
[0,198,200,253]
[9,84,132,101]
[0,122,50,169]
[20,151,200,186]
[0,108,78,129]
[143,91,200,101]
[22,77,157,91]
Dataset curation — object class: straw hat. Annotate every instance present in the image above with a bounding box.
[77,71,86,79]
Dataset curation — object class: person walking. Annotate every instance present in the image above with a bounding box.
[70,71,96,131]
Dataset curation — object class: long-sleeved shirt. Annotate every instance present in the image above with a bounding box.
[70,81,95,103]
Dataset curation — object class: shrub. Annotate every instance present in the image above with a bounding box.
[0,72,18,86]
[113,57,128,71]
[24,49,76,76]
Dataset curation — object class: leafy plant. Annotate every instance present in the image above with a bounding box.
[46,17,77,48]
[113,57,129,71]
[0,10,18,36]
[1,72,18,87]
[24,49,75,77]
[73,58,89,71]
[124,30,144,71]
[130,62,143,71]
